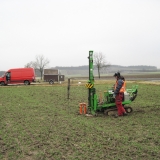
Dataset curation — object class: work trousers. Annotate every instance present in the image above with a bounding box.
[115,93,126,116]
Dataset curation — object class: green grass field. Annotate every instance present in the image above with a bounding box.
[0,80,160,160]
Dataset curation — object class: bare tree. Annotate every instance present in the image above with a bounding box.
[35,55,50,80]
[24,62,33,68]
[94,52,110,79]
[24,61,37,68]
[24,55,49,80]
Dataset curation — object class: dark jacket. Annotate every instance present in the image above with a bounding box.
[114,77,125,94]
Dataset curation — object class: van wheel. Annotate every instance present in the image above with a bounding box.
[24,80,29,85]
[0,82,5,86]
[49,80,54,85]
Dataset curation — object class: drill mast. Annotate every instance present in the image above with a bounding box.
[86,51,97,115]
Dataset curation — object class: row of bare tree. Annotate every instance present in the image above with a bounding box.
[25,52,109,79]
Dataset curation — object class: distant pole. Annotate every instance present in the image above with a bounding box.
[67,78,71,99]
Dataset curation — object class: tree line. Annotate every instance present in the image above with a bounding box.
[24,52,109,79]
[0,52,158,78]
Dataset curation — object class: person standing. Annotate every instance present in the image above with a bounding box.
[113,72,127,117]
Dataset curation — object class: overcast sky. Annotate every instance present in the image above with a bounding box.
[0,0,160,70]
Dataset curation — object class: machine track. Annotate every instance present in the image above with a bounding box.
[104,108,117,116]
[104,106,133,116]
[124,106,133,113]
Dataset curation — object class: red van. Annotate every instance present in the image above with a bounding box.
[0,68,35,86]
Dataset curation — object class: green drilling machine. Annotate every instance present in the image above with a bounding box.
[85,50,138,116]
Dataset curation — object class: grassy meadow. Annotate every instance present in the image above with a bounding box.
[0,80,160,160]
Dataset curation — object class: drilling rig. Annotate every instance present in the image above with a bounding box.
[85,50,138,116]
